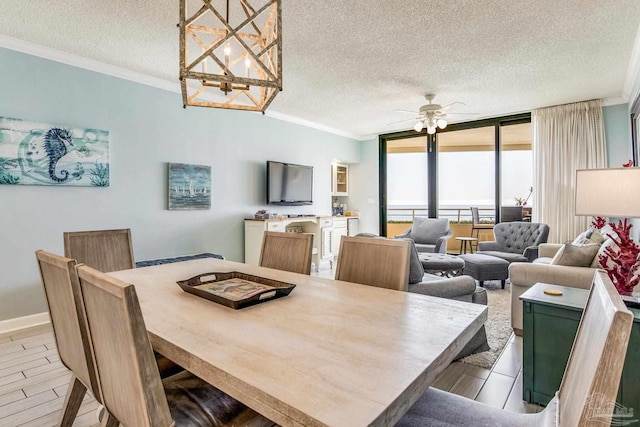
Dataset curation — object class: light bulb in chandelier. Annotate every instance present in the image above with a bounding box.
[414,121,424,132]
[437,119,447,129]
[427,126,436,135]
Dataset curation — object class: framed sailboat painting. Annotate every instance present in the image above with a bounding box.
[168,162,211,210]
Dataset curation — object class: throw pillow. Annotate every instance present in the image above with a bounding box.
[551,243,599,267]
[409,217,449,244]
[572,228,606,245]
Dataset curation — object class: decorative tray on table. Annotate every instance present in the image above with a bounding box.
[177,271,296,309]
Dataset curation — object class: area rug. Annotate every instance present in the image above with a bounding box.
[460,281,513,369]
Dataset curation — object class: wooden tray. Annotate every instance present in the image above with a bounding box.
[177,271,295,309]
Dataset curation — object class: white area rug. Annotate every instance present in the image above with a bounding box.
[460,281,513,369]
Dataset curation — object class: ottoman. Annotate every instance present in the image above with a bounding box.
[458,253,509,289]
[418,253,465,277]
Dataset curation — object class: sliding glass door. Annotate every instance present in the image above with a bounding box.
[379,114,531,239]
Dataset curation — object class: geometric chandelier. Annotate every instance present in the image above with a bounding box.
[179,0,282,112]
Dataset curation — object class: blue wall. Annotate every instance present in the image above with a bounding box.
[603,103,632,167]
[0,48,361,320]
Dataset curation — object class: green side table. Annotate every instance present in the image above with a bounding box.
[521,283,640,411]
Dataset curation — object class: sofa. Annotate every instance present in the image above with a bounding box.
[395,217,452,254]
[508,242,599,334]
[478,221,550,263]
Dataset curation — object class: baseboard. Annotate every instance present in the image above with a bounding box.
[0,312,50,335]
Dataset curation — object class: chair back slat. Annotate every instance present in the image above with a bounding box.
[35,250,101,401]
[558,271,633,426]
[64,229,135,272]
[259,231,313,275]
[335,236,410,291]
[471,207,481,226]
[76,265,173,427]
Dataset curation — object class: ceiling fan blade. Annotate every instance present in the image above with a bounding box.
[386,117,420,125]
[395,109,420,114]
[444,112,478,115]
[439,102,466,111]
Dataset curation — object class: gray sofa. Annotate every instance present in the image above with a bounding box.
[478,221,549,263]
[395,217,452,254]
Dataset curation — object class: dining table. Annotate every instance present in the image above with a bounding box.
[109,258,487,427]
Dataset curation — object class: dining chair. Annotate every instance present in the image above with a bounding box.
[335,235,411,291]
[259,231,314,275]
[63,228,135,272]
[35,250,103,427]
[75,264,273,427]
[396,270,633,427]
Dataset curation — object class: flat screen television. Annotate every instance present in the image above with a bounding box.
[266,161,313,206]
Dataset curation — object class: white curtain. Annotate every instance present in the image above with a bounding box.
[532,99,607,243]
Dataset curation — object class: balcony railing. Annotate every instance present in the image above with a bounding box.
[387,207,496,223]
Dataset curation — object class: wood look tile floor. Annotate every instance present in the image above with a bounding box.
[0,320,539,426]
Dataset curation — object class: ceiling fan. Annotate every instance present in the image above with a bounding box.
[390,94,477,133]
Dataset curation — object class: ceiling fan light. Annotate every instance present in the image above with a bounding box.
[414,121,424,132]
[437,119,447,129]
[427,126,436,135]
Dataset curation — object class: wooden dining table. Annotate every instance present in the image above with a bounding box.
[109,258,487,427]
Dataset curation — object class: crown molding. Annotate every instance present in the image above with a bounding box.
[0,34,364,141]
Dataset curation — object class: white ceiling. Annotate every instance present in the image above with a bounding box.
[1,0,639,140]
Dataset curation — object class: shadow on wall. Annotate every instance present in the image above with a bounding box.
[1,283,48,322]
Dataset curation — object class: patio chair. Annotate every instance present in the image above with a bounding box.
[395,217,452,253]
[396,270,633,426]
[75,264,273,427]
[470,207,494,241]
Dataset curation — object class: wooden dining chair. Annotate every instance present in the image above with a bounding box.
[470,206,494,243]
[35,250,103,427]
[63,228,135,272]
[335,235,411,291]
[259,231,314,275]
[395,270,633,427]
[75,264,272,427]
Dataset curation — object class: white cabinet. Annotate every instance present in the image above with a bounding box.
[244,217,334,271]
[331,163,348,196]
[331,218,348,258]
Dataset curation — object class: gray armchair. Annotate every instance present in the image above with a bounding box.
[395,217,452,254]
[478,221,549,263]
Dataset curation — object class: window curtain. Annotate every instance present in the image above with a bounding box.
[532,99,607,243]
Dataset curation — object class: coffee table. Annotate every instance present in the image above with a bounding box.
[418,253,465,277]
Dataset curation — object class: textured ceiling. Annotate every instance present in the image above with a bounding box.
[1,0,639,139]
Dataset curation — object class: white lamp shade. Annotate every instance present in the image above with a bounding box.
[575,168,640,217]
[414,121,424,132]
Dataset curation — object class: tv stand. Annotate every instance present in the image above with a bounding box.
[244,216,335,271]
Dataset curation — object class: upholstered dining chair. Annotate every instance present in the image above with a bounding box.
[335,235,411,291]
[63,228,135,272]
[396,270,633,427]
[35,250,103,427]
[75,264,273,427]
[259,231,313,275]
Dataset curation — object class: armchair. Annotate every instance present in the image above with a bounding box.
[395,217,452,253]
[478,221,549,263]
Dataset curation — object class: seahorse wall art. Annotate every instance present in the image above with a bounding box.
[0,116,109,187]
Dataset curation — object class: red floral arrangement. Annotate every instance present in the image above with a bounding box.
[591,160,640,295]
[595,219,640,295]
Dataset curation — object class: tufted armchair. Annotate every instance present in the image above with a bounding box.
[477,221,549,263]
[395,217,452,253]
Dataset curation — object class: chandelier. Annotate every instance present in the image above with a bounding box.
[179,0,282,112]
